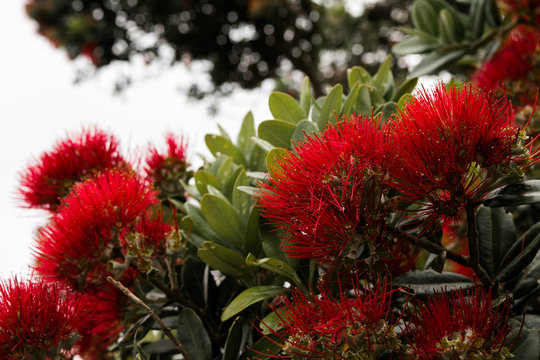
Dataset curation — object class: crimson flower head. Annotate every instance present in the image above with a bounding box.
[144,133,191,200]
[473,25,540,107]
[405,288,513,359]
[263,279,401,358]
[19,126,126,212]
[0,276,85,359]
[259,115,394,262]
[33,168,165,292]
[498,0,540,25]
[387,83,526,226]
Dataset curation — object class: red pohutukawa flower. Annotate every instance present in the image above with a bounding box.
[258,115,398,263]
[33,168,166,292]
[262,280,402,358]
[498,0,540,25]
[144,133,191,200]
[387,83,527,226]
[473,26,540,106]
[0,276,85,359]
[404,288,513,359]
[19,127,126,212]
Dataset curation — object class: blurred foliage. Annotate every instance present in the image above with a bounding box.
[25,0,412,97]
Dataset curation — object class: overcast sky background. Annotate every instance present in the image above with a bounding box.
[0,0,281,278]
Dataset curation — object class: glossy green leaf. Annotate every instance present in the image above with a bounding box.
[260,307,288,335]
[476,206,516,277]
[266,148,290,174]
[216,157,234,185]
[194,170,221,196]
[177,308,213,360]
[409,49,467,77]
[239,333,283,360]
[237,111,255,155]
[342,82,361,116]
[497,222,540,282]
[393,77,418,102]
[397,94,413,109]
[317,84,343,128]
[484,180,540,207]
[411,0,439,36]
[205,134,246,166]
[299,77,311,115]
[291,119,319,144]
[221,285,283,321]
[258,120,296,149]
[198,241,253,279]
[269,92,307,124]
[243,206,262,256]
[395,270,474,295]
[232,170,250,218]
[223,166,244,200]
[201,194,244,248]
[248,144,267,171]
[373,54,394,100]
[246,254,303,289]
[392,35,439,56]
[347,66,372,89]
[237,185,259,197]
[356,84,373,114]
[184,204,222,244]
[222,317,244,360]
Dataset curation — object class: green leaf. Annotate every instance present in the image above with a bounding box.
[205,134,246,166]
[484,180,540,207]
[246,254,304,289]
[395,270,475,295]
[194,170,221,196]
[198,241,253,279]
[317,84,343,128]
[438,9,464,44]
[184,204,222,244]
[268,92,307,124]
[216,157,234,187]
[223,166,244,200]
[239,333,283,360]
[257,120,296,149]
[509,316,540,359]
[181,256,216,308]
[237,111,255,155]
[411,0,439,36]
[291,119,319,144]
[243,206,262,256]
[342,83,361,116]
[142,339,178,355]
[237,186,259,197]
[232,170,250,219]
[299,77,311,115]
[266,148,290,174]
[201,194,244,248]
[393,77,418,102]
[221,285,284,321]
[222,317,244,360]
[259,307,288,335]
[248,145,267,171]
[409,49,467,77]
[355,84,373,115]
[470,0,487,39]
[392,35,439,56]
[373,54,394,100]
[397,94,413,109]
[476,206,516,278]
[347,66,372,88]
[497,222,540,282]
[177,308,213,360]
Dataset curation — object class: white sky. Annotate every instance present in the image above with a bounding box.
[0,0,273,278]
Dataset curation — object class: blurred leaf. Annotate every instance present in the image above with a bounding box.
[509,316,540,359]
[317,84,343,128]
[411,0,439,36]
[470,0,487,39]
[177,308,212,360]
[205,134,246,166]
[232,170,250,219]
[342,82,361,116]
[223,166,245,200]
[438,9,464,44]
[497,222,540,282]
[258,120,296,149]
[142,339,178,355]
[393,77,418,102]
[484,181,540,207]
[237,112,255,155]
[198,241,253,279]
[299,77,311,115]
[291,119,319,144]
[201,194,244,248]
[221,285,283,321]
[194,170,221,196]
[393,35,439,56]
[223,317,244,360]
[237,186,260,197]
[269,92,307,124]
[356,84,373,114]
[409,49,467,77]
[373,54,394,100]
[395,270,475,295]
[476,206,516,278]
[347,66,372,89]
[243,206,262,256]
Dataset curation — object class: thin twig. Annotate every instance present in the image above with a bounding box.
[107,276,192,360]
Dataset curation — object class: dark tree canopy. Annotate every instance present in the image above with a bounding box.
[26,0,412,97]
